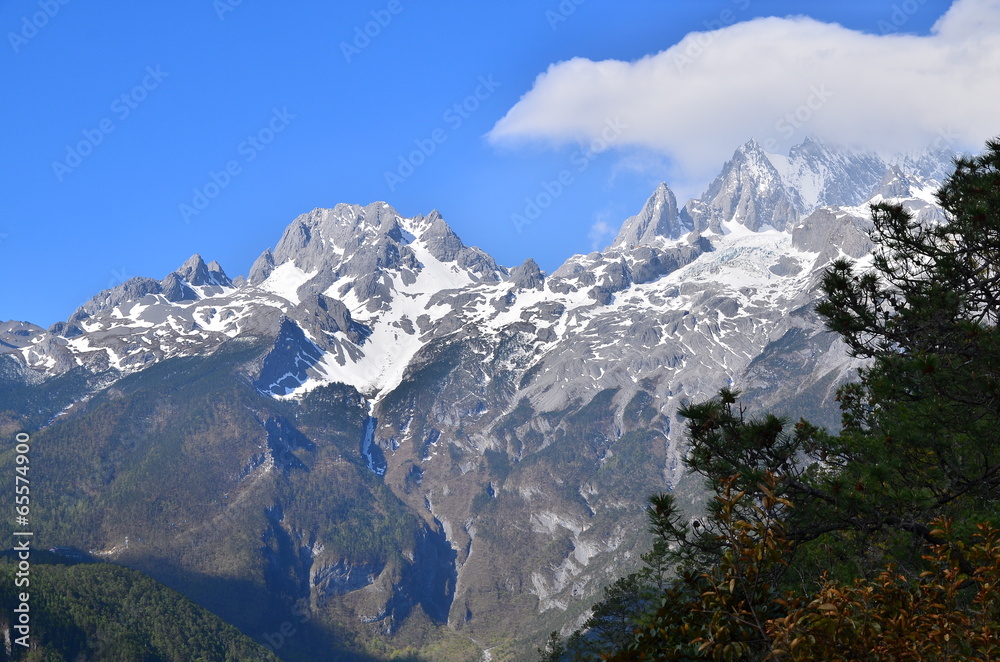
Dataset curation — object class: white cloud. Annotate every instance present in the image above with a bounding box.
[489,0,1000,191]
[588,219,616,251]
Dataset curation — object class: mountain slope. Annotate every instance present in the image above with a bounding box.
[0,137,956,660]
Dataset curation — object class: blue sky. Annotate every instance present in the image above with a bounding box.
[0,0,988,327]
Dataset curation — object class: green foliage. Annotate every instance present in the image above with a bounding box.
[537,631,566,662]
[817,140,1000,524]
[808,140,1000,562]
[623,390,658,429]
[583,574,651,653]
[0,556,279,661]
[770,518,1000,660]
[0,360,101,433]
[599,481,1000,661]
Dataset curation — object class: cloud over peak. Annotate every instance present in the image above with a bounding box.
[489,0,1000,186]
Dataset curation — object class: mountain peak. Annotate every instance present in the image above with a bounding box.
[686,143,796,233]
[179,254,210,285]
[420,211,466,262]
[269,203,409,271]
[509,257,545,290]
[177,254,232,287]
[787,135,833,162]
[733,138,779,170]
[739,137,765,154]
[611,183,686,249]
[248,249,275,285]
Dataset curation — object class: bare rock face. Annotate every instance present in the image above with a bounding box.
[792,208,873,261]
[159,272,198,302]
[69,277,164,322]
[248,249,275,284]
[293,294,370,347]
[0,321,47,349]
[421,211,465,262]
[178,254,212,286]
[611,183,687,248]
[509,258,545,290]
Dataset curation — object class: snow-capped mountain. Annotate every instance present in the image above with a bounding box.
[0,137,956,659]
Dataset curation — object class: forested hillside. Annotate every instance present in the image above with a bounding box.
[0,552,280,661]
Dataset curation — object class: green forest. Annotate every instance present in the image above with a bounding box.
[538,140,1000,660]
[0,552,279,661]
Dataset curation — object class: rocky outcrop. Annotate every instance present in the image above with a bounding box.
[612,183,687,248]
